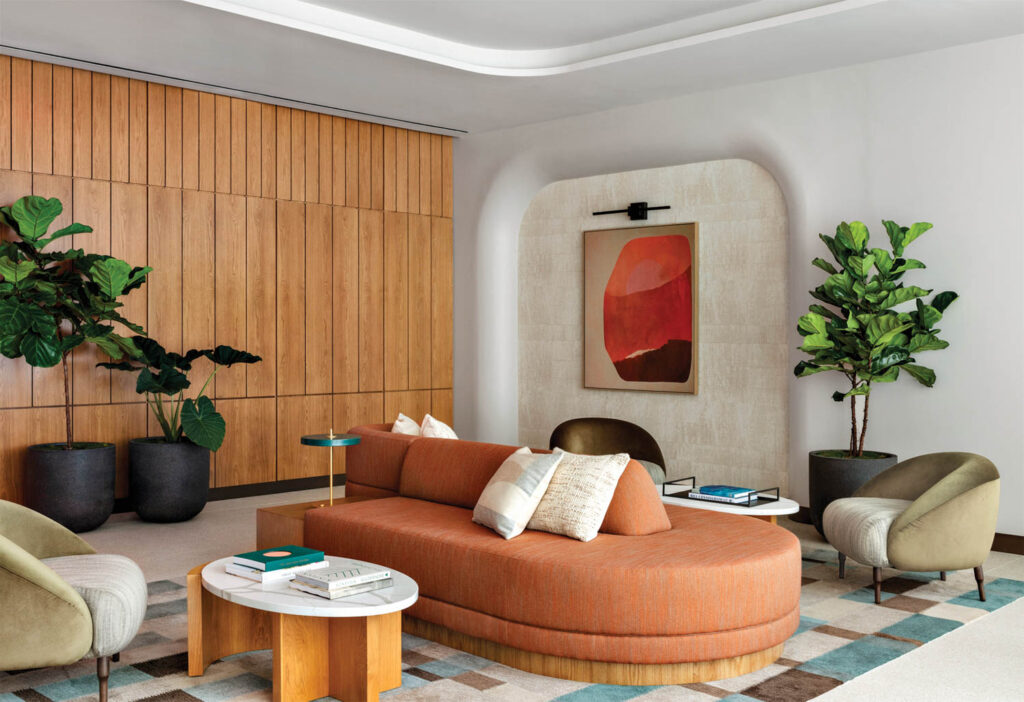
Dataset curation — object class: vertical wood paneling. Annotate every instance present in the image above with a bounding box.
[332,117,345,205]
[11,58,31,171]
[431,134,443,216]
[431,216,453,388]
[276,395,331,480]
[395,129,408,212]
[333,207,359,393]
[246,101,261,196]
[276,106,291,200]
[181,89,199,190]
[31,62,52,174]
[216,398,275,487]
[431,389,454,426]
[74,403,146,498]
[407,131,419,215]
[371,124,384,210]
[305,112,319,204]
[332,391,384,471]
[418,132,430,215]
[147,83,165,185]
[72,178,111,404]
[0,170,34,408]
[358,210,383,392]
[383,126,396,211]
[261,104,276,199]
[0,408,64,502]
[230,98,246,195]
[109,76,129,181]
[110,182,148,403]
[408,214,432,389]
[198,92,215,191]
[214,95,230,193]
[442,136,453,217]
[247,197,277,396]
[384,212,408,390]
[92,74,111,180]
[128,79,147,184]
[384,390,431,425]
[318,114,332,204]
[291,109,305,201]
[276,200,305,395]
[72,69,91,177]
[357,122,370,209]
[182,190,216,390]
[165,86,182,188]
[305,203,332,394]
[345,120,358,206]
[52,66,72,176]
[147,187,182,353]
[0,56,10,170]
[215,193,247,397]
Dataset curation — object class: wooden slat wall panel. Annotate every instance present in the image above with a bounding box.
[384,212,408,390]
[215,193,247,397]
[332,207,359,393]
[358,209,383,392]
[276,200,305,395]
[246,197,276,396]
[52,66,72,176]
[110,182,148,403]
[0,56,453,498]
[408,214,432,390]
[305,203,332,394]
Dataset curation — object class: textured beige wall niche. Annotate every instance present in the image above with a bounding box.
[518,159,788,491]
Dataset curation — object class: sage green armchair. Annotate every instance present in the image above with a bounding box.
[0,500,147,701]
[823,453,999,604]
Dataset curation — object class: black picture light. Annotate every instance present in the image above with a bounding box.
[592,201,671,221]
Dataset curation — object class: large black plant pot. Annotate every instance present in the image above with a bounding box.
[25,443,115,533]
[809,450,898,537]
[129,438,210,522]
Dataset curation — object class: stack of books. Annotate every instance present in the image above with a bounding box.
[226,545,329,583]
[688,485,757,504]
[289,558,393,600]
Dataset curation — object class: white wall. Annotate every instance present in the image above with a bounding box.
[453,35,1024,535]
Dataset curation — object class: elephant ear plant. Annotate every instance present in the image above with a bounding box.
[100,337,261,451]
[795,220,958,457]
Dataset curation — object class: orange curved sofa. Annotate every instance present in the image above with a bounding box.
[304,425,801,684]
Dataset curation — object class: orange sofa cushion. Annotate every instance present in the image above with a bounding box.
[600,459,671,535]
[398,438,520,509]
[305,497,800,642]
[345,424,418,497]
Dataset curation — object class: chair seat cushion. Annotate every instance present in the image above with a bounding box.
[42,554,147,657]
[823,497,912,568]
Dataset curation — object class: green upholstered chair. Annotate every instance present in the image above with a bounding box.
[822,453,999,604]
[549,417,667,484]
[0,500,147,701]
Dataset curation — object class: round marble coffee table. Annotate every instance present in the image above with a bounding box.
[188,556,418,702]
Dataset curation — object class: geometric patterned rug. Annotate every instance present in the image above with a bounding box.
[2,547,1021,702]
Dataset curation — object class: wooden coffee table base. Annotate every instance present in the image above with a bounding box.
[187,564,402,702]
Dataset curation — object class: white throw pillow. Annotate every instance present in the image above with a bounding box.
[527,449,630,542]
[474,448,563,539]
[421,414,458,439]
[392,412,421,436]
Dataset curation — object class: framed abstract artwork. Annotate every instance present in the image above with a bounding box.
[584,223,698,393]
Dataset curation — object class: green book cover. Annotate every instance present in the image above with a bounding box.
[233,545,325,571]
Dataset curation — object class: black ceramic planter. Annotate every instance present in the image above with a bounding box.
[25,443,116,533]
[809,450,898,537]
[129,438,211,522]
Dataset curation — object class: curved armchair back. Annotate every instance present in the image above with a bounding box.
[549,417,665,469]
[0,500,96,560]
[854,453,997,502]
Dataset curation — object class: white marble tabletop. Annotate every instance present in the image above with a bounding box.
[661,492,800,517]
[202,556,418,617]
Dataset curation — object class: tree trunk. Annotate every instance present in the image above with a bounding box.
[857,392,871,457]
[61,348,73,449]
[849,394,858,456]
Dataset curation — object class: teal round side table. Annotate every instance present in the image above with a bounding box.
[300,430,360,506]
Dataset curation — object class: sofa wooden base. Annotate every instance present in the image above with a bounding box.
[402,616,784,685]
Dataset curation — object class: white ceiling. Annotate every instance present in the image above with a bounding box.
[0,0,1021,135]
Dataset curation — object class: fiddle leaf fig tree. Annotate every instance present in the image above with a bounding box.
[794,220,958,457]
[0,196,151,449]
[99,337,261,451]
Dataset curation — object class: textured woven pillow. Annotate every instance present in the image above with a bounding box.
[392,413,420,436]
[421,413,458,439]
[527,449,631,542]
[473,448,563,539]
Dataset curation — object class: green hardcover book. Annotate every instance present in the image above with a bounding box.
[233,545,325,572]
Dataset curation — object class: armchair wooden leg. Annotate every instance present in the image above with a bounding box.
[838,552,846,579]
[872,567,882,604]
[939,571,946,581]
[97,656,110,702]
[974,566,986,601]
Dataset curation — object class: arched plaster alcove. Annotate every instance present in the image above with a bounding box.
[518,159,789,490]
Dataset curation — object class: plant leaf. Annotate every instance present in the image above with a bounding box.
[902,363,936,387]
[86,258,133,298]
[901,222,932,249]
[908,333,949,353]
[7,196,63,244]
[203,345,262,366]
[870,345,910,374]
[181,396,226,451]
[848,221,869,251]
[931,290,958,313]
[883,220,907,256]
[136,365,191,395]
[811,257,837,275]
[36,222,92,250]
[881,285,931,309]
[20,331,61,367]
[0,256,37,283]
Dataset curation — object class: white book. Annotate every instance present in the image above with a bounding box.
[687,491,757,505]
[226,559,329,583]
[289,578,394,600]
[294,559,391,590]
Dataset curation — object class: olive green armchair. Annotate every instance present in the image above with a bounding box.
[0,500,147,701]
[823,453,999,604]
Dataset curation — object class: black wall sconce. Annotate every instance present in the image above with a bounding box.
[593,201,670,221]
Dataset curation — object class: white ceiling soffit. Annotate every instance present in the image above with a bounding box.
[184,0,876,76]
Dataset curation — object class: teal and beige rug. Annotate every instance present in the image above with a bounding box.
[2,549,1021,702]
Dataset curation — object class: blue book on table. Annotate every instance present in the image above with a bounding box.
[697,485,755,498]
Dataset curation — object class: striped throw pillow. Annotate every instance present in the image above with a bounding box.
[473,448,564,539]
